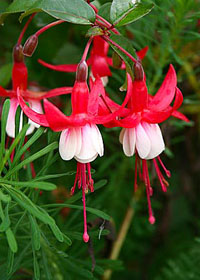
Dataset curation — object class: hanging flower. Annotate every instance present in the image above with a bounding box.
[38,36,148,86]
[0,17,72,138]
[100,63,188,223]
[17,58,130,242]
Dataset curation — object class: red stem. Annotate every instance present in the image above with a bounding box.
[35,20,65,37]
[81,37,93,62]
[17,13,36,44]
[102,35,137,64]
[96,14,120,35]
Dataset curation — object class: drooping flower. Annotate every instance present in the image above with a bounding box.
[101,63,188,223]
[0,16,72,138]
[17,59,130,242]
[38,36,148,86]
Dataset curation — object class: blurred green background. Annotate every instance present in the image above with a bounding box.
[0,0,200,279]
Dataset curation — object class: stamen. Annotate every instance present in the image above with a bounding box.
[153,159,167,192]
[142,160,155,224]
[86,163,94,192]
[157,156,171,178]
[81,163,90,243]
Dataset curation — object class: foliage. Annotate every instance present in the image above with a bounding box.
[0,0,199,279]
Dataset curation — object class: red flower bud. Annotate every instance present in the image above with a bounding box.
[13,44,24,63]
[76,61,88,82]
[23,34,38,57]
[134,61,144,81]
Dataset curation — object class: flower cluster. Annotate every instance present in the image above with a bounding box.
[0,11,188,243]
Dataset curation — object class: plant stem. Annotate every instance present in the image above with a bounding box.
[96,14,120,35]
[102,35,137,64]
[35,20,65,37]
[102,190,141,280]
[17,13,36,44]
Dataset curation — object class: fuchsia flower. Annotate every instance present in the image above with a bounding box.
[18,59,130,242]
[104,63,188,223]
[0,16,72,138]
[38,35,148,86]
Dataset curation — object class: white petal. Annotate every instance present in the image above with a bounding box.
[135,122,151,159]
[90,124,104,157]
[28,100,43,129]
[123,128,136,157]
[75,127,82,155]
[119,128,125,144]
[6,98,19,138]
[142,122,165,160]
[59,128,77,160]
[75,124,98,163]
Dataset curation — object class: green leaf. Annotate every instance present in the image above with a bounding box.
[0,63,12,87]
[49,222,64,242]
[0,203,11,232]
[0,189,11,203]
[0,99,10,159]
[0,0,95,25]
[2,185,55,225]
[12,127,45,166]
[0,179,57,191]
[6,228,18,253]
[110,1,154,27]
[4,141,58,179]
[65,204,110,221]
[33,250,40,280]
[0,123,30,174]
[7,249,14,276]
[98,3,111,22]
[62,233,72,246]
[46,203,110,220]
[107,33,136,77]
[29,215,41,251]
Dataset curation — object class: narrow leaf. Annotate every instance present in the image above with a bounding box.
[6,228,18,253]
[2,185,55,225]
[4,141,58,179]
[0,179,57,191]
[29,215,41,251]
[0,99,10,158]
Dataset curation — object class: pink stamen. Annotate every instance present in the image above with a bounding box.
[71,162,94,242]
[142,160,155,224]
[86,163,94,192]
[157,156,171,178]
[153,158,167,192]
[81,163,89,243]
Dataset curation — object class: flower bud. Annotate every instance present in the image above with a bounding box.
[134,61,144,81]
[76,61,88,82]
[23,34,38,57]
[13,44,24,63]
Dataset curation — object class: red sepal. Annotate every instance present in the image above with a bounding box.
[17,88,49,127]
[43,99,88,131]
[38,59,77,72]
[149,64,177,111]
